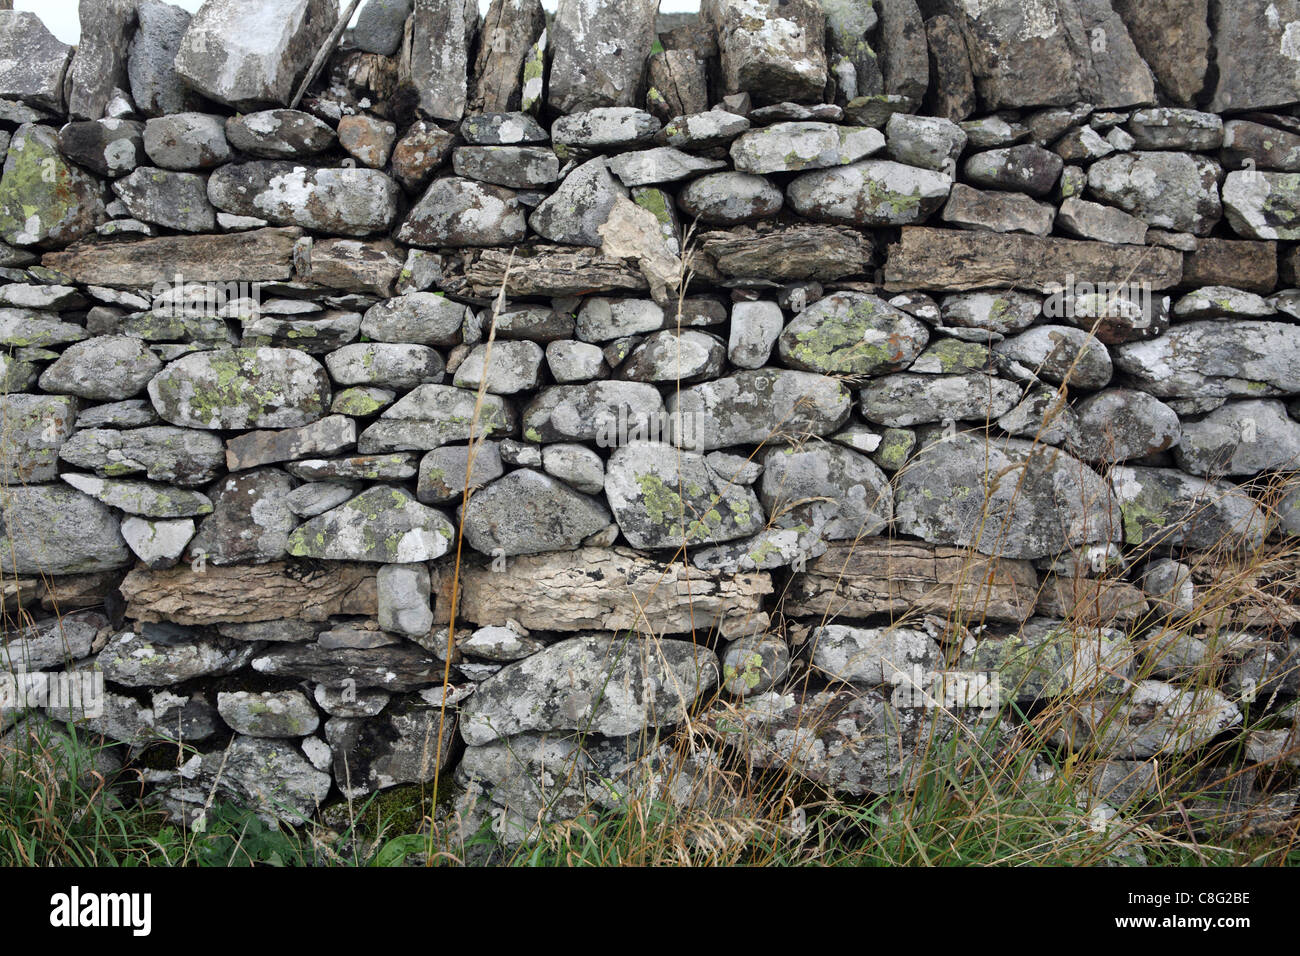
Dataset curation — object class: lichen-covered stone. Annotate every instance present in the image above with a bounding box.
[172,0,336,110]
[148,347,331,430]
[286,486,455,562]
[786,159,952,226]
[605,441,764,549]
[777,291,929,376]
[461,633,719,745]
[0,123,106,248]
[460,468,611,556]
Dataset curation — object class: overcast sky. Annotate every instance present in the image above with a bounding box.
[21,0,700,45]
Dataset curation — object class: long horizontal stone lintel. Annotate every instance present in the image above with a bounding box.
[41,226,302,288]
[883,226,1184,293]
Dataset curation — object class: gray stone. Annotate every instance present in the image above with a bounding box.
[546,340,607,382]
[61,473,212,518]
[129,0,197,116]
[1070,389,1182,462]
[1110,465,1266,550]
[171,737,330,825]
[149,347,330,430]
[285,481,358,517]
[941,184,1054,236]
[417,443,503,505]
[604,441,764,549]
[173,0,336,110]
[859,373,1021,427]
[354,0,413,56]
[940,291,1041,336]
[326,699,456,798]
[1112,0,1209,106]
[1222,170,1300,240]
[1222,120,1300,173]
[705,0,827,104]
[58,119,144,177]
[120,516,195,568]
[1113,321,1300,401]
[452,145,559,188]
[40,336,161,401]
[225,109,335,158]
[994,325,1113,389]
[667,369,852,451]
[547,0,656,113]
[607,147,726,187]
[1087,152,1221,236]
[1056,680,1239,759]
[461,112,548,145]
[142,113,231,170]
[618,330,726,384]
[659,111,750,150]
[1174,400,1300,477]
[99,628,253,687]
[286,485,455,562]
[730,122,884,174]
[810,624,939,687]
[453,340,544,394]
[538,443,604,495]
[886,113,966,171]
[1,611,102,673]
[1052,126,1114,163]
[325,343,444,391]
[1056,196,1148,244]
[574,297,664,342]
[361,292,466,347]
[217,690,319,738]
[551,108,660,149]
[461,633,719,745]
[787,159,952,226]
[728,300,784,369]
[66,0,136,121]
[0,11,72,112]
[224,415,356,471]
[678,172,783,226]
[208,162,401,237]
[461,468,611,556]
[1126,108,1223,151]
[896,432,1120,559]
[59,425,224,486]
[112,168,216,232]
[963,145,1063,198]
[377,563,433,637]
[720,636,789,696]
[0,395,77,484]
[760,442,892,540]
[396,176,526,247]
[1173,286,1273,320]
[529,158,627,246]
[1208,0,1300,113]
[368,383,514,450]
[778,291,929,375]
[0,123,105,248]
[0,484,130,574]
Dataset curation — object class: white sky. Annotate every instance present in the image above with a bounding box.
[20,0,700,45]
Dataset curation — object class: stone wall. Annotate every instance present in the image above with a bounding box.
[0,0,1298,837]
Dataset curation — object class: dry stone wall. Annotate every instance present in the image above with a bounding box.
[0,0,1298,837]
